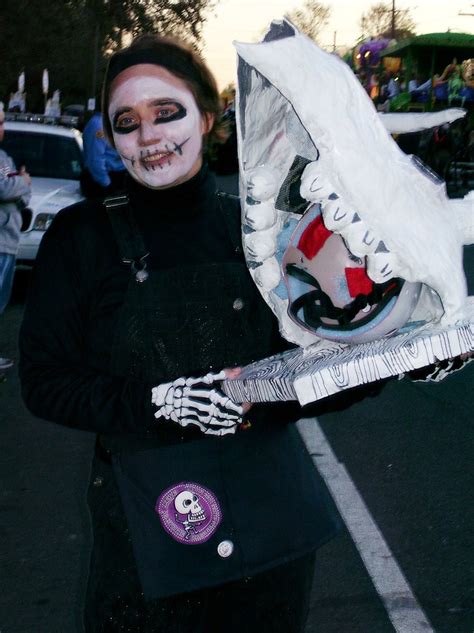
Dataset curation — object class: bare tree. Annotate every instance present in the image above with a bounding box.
[0,0,218,111]
[360,2,416,40]
[285,0,331,43]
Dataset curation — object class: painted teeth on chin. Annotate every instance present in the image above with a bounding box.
[143,152,171,162]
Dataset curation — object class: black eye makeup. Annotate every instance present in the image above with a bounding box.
[112,100,187,135]
[113,109,139,134]
[153,101,187,124]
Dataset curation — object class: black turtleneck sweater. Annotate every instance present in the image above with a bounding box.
[129,166,241,270]
[18,166,244,435]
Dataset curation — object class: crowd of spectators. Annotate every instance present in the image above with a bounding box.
[355,57,474,112]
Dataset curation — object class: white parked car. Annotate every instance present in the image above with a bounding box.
[3,114,84,264]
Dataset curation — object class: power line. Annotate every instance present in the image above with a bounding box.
[459,3,474,16]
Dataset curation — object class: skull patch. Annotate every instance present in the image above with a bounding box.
[156,482,222,544]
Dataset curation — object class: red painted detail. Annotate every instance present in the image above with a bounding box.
[345,267,374,298]
[297,215,332,260]
[384,281,398,294]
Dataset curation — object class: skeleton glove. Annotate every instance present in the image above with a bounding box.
[407,353,473,383]
[151,371,244,436]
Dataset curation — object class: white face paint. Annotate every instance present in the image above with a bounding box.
[108,64,209,189]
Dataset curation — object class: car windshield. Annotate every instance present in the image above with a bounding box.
[3,130,83,180]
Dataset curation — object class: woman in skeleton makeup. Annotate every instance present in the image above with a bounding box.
[19,34,340,632]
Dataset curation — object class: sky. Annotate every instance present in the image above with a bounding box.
[201,0,474,89]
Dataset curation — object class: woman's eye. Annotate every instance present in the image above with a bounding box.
[113,113,139,134]
[156,105,178,120]
[154,102,186,124]
[116,115,136,127]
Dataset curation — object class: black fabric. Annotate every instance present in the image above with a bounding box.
[80,168,126,199]
[104,195,148,265]
[128,168,242,270]
[19,164,341,630]
[19,166,241,436]
[101,185,339,600]
[84,457,315,633]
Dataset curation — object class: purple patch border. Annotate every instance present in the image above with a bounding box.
[156,481,222,545]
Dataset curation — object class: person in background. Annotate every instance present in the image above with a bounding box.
[80,109,126,198]
[408,74,419,93]
[0,103,31,370]
[387,72,400,99]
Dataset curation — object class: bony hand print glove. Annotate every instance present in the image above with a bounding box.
[151,370,244,436]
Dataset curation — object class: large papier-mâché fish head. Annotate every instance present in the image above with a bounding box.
[235,20,474,347]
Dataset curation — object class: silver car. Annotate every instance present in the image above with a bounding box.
[3,115,84,264]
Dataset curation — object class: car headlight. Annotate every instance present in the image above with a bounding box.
[32,213,55,231]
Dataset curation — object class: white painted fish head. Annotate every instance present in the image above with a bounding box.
[235,20,473,346]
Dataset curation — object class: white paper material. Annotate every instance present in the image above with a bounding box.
[222,299,474,405]
[235,20,474,350]
[229,19,473,401]
[378,109,466,134]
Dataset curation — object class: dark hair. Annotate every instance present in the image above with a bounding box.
[102,33,227,147]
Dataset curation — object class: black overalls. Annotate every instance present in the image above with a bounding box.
[83,189,340,632]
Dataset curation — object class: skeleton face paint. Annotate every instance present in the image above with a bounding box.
[108,64,209,189]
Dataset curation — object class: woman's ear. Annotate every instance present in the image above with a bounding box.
[201,112,215,135]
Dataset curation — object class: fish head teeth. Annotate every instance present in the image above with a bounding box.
[246,166,280,201]
[300,160,335,203]
[322,199,353,231]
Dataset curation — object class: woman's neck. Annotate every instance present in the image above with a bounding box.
[127,162,216,222]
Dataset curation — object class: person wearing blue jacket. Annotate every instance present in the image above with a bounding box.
[0,106,31,370]
[80,111,126,198]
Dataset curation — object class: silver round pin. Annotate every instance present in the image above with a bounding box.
[232,298,244,311]
[135,269,149,283]
[217,539,234,558]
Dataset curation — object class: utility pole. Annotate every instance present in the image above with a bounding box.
[90,21,100,110]
[391,0,396,39]
[333,31,337,52]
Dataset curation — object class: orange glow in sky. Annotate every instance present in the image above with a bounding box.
[201,0,473,89]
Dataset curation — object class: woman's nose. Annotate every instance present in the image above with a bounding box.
[139,119,161,146]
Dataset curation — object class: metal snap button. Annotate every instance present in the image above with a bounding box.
[217,540,234,558]
[232,298,244,311]
[93,476,104,487]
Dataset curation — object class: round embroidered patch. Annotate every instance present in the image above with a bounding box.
[156,482,222,545]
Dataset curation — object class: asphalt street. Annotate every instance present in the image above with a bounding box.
[0,188,472,631]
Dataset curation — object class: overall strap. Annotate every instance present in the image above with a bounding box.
[216,191,243,255]
[104,194,149,282]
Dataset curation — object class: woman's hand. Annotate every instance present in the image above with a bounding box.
[151,369,246,436]
[222,366,253,414]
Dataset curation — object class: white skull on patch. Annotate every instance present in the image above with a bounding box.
[174,490,206,524]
